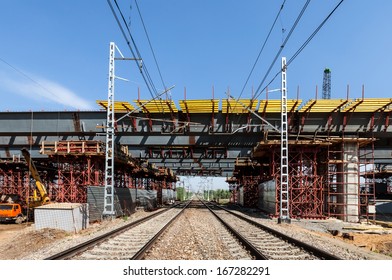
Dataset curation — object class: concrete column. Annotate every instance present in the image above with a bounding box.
[338,141,359,222]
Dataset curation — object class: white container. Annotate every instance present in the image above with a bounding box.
[34,203,89,233]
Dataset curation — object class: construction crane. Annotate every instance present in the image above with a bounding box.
[21,148,51,208]
[322,68,331,99]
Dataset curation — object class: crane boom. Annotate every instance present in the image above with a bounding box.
[21,148,50,206]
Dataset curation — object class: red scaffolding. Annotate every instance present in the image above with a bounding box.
[246,137,376,221]
[276,145,324,219]
[0,140,177,207]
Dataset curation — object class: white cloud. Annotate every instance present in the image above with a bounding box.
[0,70,94,110]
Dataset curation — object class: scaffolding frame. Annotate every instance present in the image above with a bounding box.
[359,140,376,221]
[0,140,177,209]
[0,163,30,205]
[324,138,375,222]
[241,175,260,208]
[252,142,326,219]
[272,146,324,219]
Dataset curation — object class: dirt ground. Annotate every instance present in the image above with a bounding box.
[0,211,155,260]
[0,220,123,259]
[1,218,392,260]
[343,232,392,255]
[291,217,392,258]
[0,223,68,259]
[296,223,392,257]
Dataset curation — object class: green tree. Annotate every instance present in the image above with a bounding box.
[176,187,185,201]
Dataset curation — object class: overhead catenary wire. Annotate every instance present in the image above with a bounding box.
[253,0,346,104]
[134,0,170,121]
[232,0,286,119]
[113,0,158,95]
[116,0,172,116]
[0,57,60,101]
[107,0,155,97]
[232,0,305,124]
[134,0,168,94]
[237,0,286,101]
[287,0,345,67]
[108,0,166,115]
[252,0,311,102]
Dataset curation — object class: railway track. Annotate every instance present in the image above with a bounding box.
[46,198,341,260]
[142,199,254,260]
[203,200,341,260]
[45,202,189,260]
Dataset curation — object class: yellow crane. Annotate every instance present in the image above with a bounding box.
[21,148,50,208]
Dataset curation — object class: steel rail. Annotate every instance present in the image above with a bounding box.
[213,203,341,260]
[205,201,341,260]
[45,203,184,260]
[131,200,191,260]
[201,200,268,260]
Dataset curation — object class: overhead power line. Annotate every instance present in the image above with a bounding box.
[108,0,169,115]
[134,0,168,94]
[108,0,160,100]
[253,0,346,102]
[287,0,345,67]
[238,0,287,100]
[0,57,58,100]
[253,0,311,101]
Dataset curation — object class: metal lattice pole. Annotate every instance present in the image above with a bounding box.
[101,43,172,218]
[103,42,116,217]
[279,57,290,223]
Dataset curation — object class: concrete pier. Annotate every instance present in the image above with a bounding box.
[339,141,360,222]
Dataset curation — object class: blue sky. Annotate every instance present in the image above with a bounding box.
[0,0,391,111]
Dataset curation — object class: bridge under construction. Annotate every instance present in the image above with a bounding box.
[0,94,391,222]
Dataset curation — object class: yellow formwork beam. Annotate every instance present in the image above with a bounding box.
[95,97,392,114]
[96,100,135,112]
[299,99,348,113]
[258,99,302,113]
[178,99,219,113]
[133,99,178,113]
[342,98,392,112]
[221,99,258,114]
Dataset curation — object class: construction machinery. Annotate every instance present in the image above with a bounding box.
[0,149,51,223]
[0,195,26,224]
[322,68,331,99]
[21,148,51,208]
[0,203,25,223]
